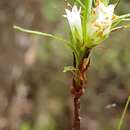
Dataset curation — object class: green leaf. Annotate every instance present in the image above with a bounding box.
[63,66,79,73]
[116,95,130,130]
[75,0,86,9]
[102,0,110,6]
[112,18,130,28]
[13,25,83,66]
[93,0,96,5]
[13,25,69,44]
[67,42,80,67]
[111,24,130,32]
[85,0,93,22]
[115,14,130,21]
[121,18,130,21]
[112,14,130,28]
[13,26,80,62]
[83,0,93,41]
[115,0,120,8]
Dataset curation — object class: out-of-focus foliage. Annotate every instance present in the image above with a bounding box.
[0,0,130,130]
[21,122,30,130]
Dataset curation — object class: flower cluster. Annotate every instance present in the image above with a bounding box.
[64,0,130,48]
[86,2,114,47]
[14,0,130,68]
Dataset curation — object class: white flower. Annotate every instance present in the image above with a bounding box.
[95,2,114,34]
[64,5,83,42]
[86,2,115,47]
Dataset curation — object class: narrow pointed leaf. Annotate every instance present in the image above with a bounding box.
[115,0,120,8]
[67,42,80,66]
[85,0,93,22]
[63,66,79,73]
[112,14,130,27]
[102,0,110,6]
[114,14,130,21]
[116,96,130,130]
[13,25,69,44]
[111,25,130,32]
[75,0,86,9]
[83,0,93,41]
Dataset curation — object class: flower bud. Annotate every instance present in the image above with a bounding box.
[64,5,83,43]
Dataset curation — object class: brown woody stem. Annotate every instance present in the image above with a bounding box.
[73,97,80,130]
[71,48,90,130]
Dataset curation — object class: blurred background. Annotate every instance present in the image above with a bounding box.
[0,0,130,130]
